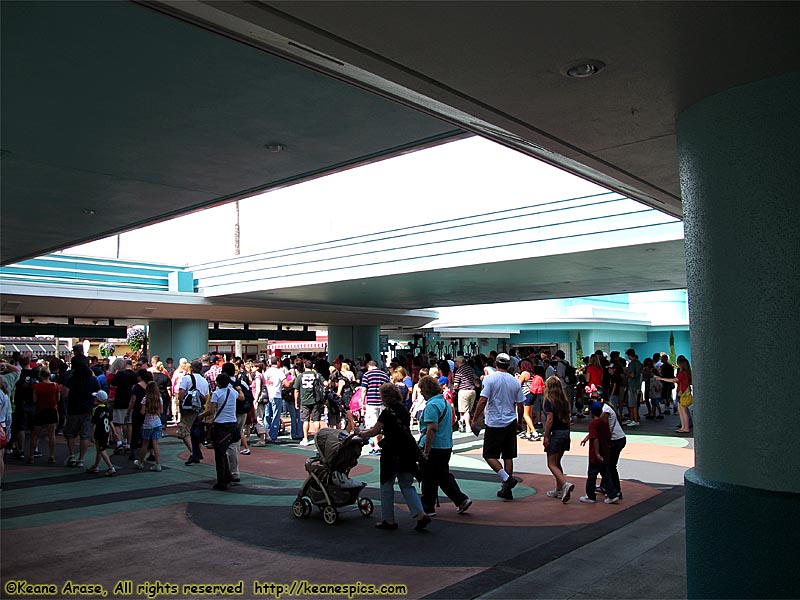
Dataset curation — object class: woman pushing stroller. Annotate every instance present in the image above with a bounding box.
[359,383,430,531]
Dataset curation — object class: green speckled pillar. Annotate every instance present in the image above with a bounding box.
[677,71,800,598]
[328,325,380,365]
[147,320,208,363]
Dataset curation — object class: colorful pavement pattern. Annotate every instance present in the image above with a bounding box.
[1,416,691,599]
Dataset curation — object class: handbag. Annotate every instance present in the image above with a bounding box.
[679,388,693,407]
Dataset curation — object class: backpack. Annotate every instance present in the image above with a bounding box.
[235,373,254,414]
[563,362,577,385]
[181,374,203,412]
[312,376,328,405]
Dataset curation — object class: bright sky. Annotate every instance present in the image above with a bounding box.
[66,137,608,266]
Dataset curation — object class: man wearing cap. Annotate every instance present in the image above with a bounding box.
[452,356,478,434]
[471,353,525,501]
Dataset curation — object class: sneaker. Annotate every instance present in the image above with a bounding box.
[299,439,310,447]
[457,498,473,514]
[458,422,466,434]
[86,466,100,474]
[628,421,640,427]
[497,487,513,501]
[596,486,606,495]
[34,449,42,458]
[604,495,621,504]
[105,468,117,477]
[150,464,162,472]
[375,521,399,530]
[561,482,575,503]
[504,476,522,491]
[579,495,596,503]
[134,460,144,470]
[622,420,633,426]
[529,433,542,441]
[546,489,563,499]
[64,455,76,467]
[239,448,251,455]
[76,460,84,468]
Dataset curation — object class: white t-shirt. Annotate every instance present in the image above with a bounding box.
[264,366,285,399]
[480,371,524,427]
[179,372,210,398]
[210,385,238,423]
[602,403,626,441]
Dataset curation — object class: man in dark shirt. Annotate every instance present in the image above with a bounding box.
[111,360,137,449]
[63,358,100,467]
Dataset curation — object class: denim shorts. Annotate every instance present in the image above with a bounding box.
[141,426,162,441]
[546,428,571,455]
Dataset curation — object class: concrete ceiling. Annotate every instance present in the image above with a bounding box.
[220,240,687,310]
[0,1,463,265]
[3,1,797,323]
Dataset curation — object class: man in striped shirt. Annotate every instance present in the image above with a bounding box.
[453,356,478,433]
[360,361,389,455]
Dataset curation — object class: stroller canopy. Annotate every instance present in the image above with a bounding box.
[315,429,362,473]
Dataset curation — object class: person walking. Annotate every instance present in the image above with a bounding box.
[543,375,575,503]
[471,353,525,501]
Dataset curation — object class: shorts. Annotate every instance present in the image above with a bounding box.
[113,409,130,425]
[13,408,34,432]
[522,392,535,406]
[364,404,382,429]
[177,412,198,440]
[300,403,323,422]
[95,439,109,453]
[626,386,639,408]
[141,426,162,441]
[33,408,58,427]
[546,428,571,455]
[64,414,92,440]
[457,389,476,413]
[482,421,518,460]
[236,413,247,433]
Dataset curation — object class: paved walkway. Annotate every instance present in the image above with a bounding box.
[1,412,690,599]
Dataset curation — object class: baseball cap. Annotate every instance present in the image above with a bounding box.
[589,401,603,416]
[495,353,511,366]
[437,376,449,386]
[93,390,108,402]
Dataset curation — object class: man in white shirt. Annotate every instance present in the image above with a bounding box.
[200,372,239,491]
[472,353,525,501]
[177,360,210,465]
[262,357,285,444]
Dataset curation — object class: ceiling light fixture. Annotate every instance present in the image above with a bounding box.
[562,59,606,79]
[264,143,286,153]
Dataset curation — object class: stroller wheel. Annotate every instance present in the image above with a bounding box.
[322,505,338,525]
[357,497,374,517]
[292,498,312,519]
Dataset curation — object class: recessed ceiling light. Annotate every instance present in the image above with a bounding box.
[562,59,606,79]
[264,143,286,153]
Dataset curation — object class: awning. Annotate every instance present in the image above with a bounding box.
[267,341,328,352]
[0,337,71,355]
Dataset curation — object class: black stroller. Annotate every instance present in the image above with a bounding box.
[292,429,374,525]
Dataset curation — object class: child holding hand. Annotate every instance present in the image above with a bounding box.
[579,402,620,504]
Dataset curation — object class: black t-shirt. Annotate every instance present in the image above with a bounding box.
[543,399,569,430]
[377,403,418,483]
[65,371,100,415]
[153,372,171,402]
[92,403,112,449]
[112,369,137,405]
[14,368,36,410]
[130,384,146,423]
[608,370,624,396]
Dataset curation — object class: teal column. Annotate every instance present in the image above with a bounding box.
[677,71,800,599]
[147,320,208,363]
[328,325,380,364]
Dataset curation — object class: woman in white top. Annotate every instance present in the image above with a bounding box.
[200,373,239,490]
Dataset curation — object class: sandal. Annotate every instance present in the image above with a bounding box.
[105,469,117,477]
[86,466,100,473]
[48,457,55,464]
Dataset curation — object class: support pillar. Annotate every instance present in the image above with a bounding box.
[677,71,800,598]
[328,325,380,364]
[147,320,209,364]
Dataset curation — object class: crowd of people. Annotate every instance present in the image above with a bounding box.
[0,345,692,518]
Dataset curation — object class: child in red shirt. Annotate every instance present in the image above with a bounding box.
[579,402,620,503]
